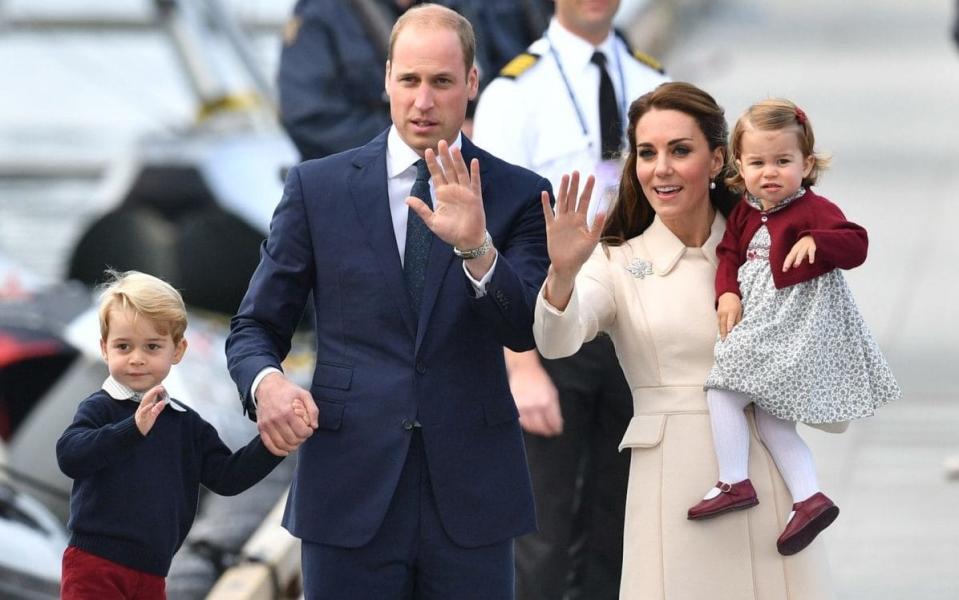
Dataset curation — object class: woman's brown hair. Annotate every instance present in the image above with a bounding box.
[602,82,739,246]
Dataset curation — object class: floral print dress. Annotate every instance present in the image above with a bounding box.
[704,189,901,424]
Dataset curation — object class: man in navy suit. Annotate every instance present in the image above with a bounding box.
[226,4,551,597]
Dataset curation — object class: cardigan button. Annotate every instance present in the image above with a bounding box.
[761,215,768,223]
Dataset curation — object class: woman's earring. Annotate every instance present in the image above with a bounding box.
[709,180,717,190]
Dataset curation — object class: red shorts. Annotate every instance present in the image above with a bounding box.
[61,546,166,600]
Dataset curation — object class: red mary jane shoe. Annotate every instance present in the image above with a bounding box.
[777,492,840,556]
[687,479,759,520]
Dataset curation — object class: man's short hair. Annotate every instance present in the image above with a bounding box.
[388,3,475,75]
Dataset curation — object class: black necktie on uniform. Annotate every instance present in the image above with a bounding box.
[403,159,432,314]
[591,50,622,160]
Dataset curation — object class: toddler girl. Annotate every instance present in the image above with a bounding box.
[687,99,901,555]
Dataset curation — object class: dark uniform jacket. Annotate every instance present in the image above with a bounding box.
[278,0,551,160]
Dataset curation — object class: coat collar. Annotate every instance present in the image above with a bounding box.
[638,212,726,276]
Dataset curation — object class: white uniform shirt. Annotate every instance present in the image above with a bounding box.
[473,18,669,223]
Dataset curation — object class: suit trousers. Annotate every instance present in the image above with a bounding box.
[301,430,514,599]
[516,336,632,600]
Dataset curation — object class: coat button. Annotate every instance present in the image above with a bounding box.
[402,419,414,430]
[415,360,427,374]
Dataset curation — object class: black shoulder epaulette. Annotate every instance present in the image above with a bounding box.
[499,52,540,80]
[632,50,665,75]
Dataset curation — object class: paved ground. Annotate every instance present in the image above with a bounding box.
[664,1,959,597]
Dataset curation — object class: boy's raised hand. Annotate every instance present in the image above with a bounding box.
[135,385,168,435]
[717,292,742,340]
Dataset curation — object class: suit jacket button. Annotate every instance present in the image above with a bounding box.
[402,419,414,430]
[415,361,427,374]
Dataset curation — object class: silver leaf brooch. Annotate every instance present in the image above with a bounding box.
[625,259,653,279]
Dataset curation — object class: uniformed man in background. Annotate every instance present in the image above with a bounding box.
[278,0,553,161]
[473,1,668,598]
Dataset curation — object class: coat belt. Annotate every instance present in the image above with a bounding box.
[631,385,709,415]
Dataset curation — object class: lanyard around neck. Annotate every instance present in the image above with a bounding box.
[546,34,628,142]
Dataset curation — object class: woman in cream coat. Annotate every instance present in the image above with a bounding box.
[534,82,834,599]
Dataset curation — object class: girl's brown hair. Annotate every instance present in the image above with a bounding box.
[726,98,830,193]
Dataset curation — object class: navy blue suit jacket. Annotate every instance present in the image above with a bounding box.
[226,131,550,548]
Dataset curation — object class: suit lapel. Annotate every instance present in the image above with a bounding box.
[349,131,417,339]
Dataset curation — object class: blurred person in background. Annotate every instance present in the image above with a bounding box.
[953,0,959,51]
[472,1,667,597]
[277,0,553,161]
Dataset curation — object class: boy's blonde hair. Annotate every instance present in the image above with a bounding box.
[726,98,830,193]
[97,270,188,343]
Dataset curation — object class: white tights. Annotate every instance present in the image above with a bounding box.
[706,388,819,503]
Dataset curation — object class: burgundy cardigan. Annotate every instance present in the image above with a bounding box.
[715,188,868,300]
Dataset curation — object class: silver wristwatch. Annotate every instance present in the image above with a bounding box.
[453,230,492,260]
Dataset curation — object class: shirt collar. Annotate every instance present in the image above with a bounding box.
[386,126,463,179]
[639,212,726,275]
[102,376,186,411]
[547,18,618,72]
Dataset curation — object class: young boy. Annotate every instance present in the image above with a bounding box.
[56,270,287,599]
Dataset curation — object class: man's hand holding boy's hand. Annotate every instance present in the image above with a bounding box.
[135,385,168,435]
[256,372,318,457]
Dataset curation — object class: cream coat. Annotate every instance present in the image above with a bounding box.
[534,214,834,600]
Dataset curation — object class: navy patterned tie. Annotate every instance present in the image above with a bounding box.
[403,159,433,313]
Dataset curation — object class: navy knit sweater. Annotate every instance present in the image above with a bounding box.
[56,390,284,576]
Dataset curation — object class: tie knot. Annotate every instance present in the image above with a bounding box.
[590,50,608,68]
[414,159,431,182]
